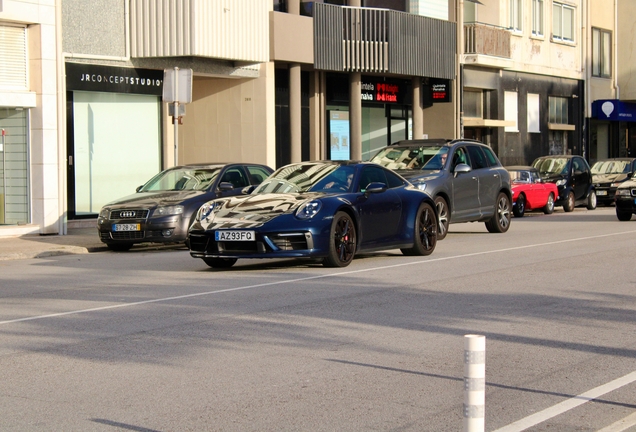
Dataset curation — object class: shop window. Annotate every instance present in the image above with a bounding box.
[532,0,543,36]
[592,28,611,78]
[464,90,483,118]
[549,130,568,155]
[527,93,540,133]
[549,96,568,124]
[552,2,574,43]
[505,91,518,132]
[0,108,29,225]
[509,0,522,33]
[71,92,161,216]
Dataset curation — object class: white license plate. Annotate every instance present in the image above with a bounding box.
[113,223,140,232]
[597,190,607,196]
[215,230,255,241]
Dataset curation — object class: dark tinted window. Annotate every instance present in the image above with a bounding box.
[384,169,406,188]
[359,166,387,192]
[451,147,469,169]
[466,145,488,169]
[482,146,500,167]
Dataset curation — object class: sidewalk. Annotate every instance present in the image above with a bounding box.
[0,227,109,261]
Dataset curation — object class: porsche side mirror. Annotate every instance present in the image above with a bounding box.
[365,182,387,194]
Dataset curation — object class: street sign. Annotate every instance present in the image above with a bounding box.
[162,68,193,103]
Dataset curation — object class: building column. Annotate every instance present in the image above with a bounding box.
[288,0,302,162]
[290,64,302,162]
[412,77,424,139]
[349,73,362,160]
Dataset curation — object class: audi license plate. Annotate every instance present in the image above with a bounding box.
[597,190,607,196]
[113,223,140,232]
[215,230,255,241]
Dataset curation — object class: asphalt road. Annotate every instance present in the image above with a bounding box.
[1,207,635,431]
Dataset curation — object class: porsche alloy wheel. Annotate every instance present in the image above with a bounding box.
[324,211,356,268]
[434,196,449,240]
[402,202,437,256]
[485,193,511,233]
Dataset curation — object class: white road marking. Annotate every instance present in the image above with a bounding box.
[596,411,636,432]
[1,230,636,327]
[492,371,636,432]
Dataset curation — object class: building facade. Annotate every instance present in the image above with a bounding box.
[0,0,60,236]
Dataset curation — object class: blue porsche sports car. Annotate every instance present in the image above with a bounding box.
[187,161,438,268]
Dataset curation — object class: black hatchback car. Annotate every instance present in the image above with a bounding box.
[97,163,273,251]
[614,179,636,220]
[531,155,596,212]
[591,158,636,206]
[369,139,512,239]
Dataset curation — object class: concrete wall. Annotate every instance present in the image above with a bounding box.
[178,68,275,168]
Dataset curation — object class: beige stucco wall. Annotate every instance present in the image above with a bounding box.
[587,0,617,112]
[422,103,455,139]
[177,66,275,169]
[618,0,636,100]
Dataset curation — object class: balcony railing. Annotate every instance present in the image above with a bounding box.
[464,23,510,58]
[314,3,456,79]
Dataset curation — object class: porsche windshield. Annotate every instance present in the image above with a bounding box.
[370,146,448,170]
[253,164,355,194]
[533,158,569,175]
[139,168,221,192]
[591,160,631,175]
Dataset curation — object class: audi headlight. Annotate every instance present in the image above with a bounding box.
[616,189,631,196]
[98,208,110,219]
[556,179,567,186]
[296,200,322,219]
[153,205,184,217]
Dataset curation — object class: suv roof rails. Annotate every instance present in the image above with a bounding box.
[390,139,451,146]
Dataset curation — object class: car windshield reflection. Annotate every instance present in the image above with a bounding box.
[253,164,356,194]
[591,160,631,174]
[139,168,221,192]
[533,158,568,175]
[370,145,447,170]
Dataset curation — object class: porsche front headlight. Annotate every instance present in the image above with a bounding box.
[296,200,322,219]
[198,201,220,221]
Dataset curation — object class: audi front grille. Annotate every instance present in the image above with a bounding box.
[110,209,149,220]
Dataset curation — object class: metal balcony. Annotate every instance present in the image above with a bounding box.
[464,23,510,58]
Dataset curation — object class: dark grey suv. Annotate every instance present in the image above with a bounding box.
[370,139,512,239]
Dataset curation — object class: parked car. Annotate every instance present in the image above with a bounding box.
[369,139,512,239]
[188,161,438,269]
[614,179,636,220]
[531,155,596,212]
[97,163,274,251]
[591,158,636,206]
[507,166,559,217]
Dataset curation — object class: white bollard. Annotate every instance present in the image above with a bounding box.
[464,334,486,432]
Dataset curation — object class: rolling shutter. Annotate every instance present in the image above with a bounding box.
[0,25,27,89]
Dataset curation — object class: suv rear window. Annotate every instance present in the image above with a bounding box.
[481,146,500,167]
[467,145,489,169]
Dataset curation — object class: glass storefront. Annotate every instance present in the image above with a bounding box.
[66,63,164,219]
[70,91,161,217]
[0,108,29,225]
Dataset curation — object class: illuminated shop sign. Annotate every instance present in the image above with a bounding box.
[422,78,452,106]
[361,80,405,104]
[65,62,163,96]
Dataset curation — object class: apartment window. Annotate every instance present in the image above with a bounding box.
[527,93,540,133]
[509,0,522,32]
[532,0,543,36]
[505,91,519,132]
[464,90,483,118]
[592,28,612,78]
[552,2,574,42]
[549,96,568,124]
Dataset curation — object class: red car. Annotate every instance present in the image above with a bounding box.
[507,166,559,217]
